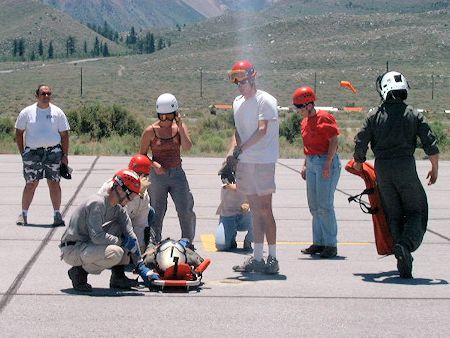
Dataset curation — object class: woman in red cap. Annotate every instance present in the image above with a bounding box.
[293,86,341,258]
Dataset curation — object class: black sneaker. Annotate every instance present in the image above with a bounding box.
[320,246,337,259]
[301,244,324,255]
[394,244,413,279]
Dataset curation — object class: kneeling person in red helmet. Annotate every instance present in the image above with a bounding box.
[98,154,156,254]
[60,169,159,292]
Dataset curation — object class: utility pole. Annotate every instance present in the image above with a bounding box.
[80,67,83,97]
[431,74,434,100]
[200,67,203,98]
[314,72,317,94]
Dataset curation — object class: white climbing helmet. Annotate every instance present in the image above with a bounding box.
[156,93,178,114]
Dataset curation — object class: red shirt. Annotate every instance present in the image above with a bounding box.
[300,110,340,155]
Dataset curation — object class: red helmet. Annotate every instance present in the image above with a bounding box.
[228,60,256,84]
[113,169,141,196]
[128,154,152,175]
[292,86,317,105]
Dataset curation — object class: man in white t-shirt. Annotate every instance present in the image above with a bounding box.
[15,84,70,226]
[225,60,280,274]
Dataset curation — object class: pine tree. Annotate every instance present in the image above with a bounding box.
[102,42,109,57]
[128,26,137,45]
[157,38,164,50]
[93,37,100,56]
[38,39,44,57]
[18,38,25,58]
[66,36,76,57]
[12,39,18,57]
[143,32,155,54]
[83,40,88,54]
[48,41,54,59]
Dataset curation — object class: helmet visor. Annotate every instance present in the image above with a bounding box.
[228,69,249,83]
[158,112,176,121]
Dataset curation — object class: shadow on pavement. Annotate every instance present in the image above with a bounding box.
[354,270,449,285]
[61,287,146,297]
[298,255,347,261]
[225,273,287,282]
[20,223,57,228]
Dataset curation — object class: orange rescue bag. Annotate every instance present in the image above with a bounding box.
[345,159,394,255]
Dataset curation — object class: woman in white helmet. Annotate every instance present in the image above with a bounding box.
[353,71,440,279]
[139,93,196,245]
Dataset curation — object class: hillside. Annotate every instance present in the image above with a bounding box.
[40,0,206,32]
[39,0,278,32]
[268,0,449,16]
[0,3,448,118]
[0,0,127,59]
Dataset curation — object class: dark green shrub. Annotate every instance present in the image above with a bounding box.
[430,121,449,149]
[67,103,143,140]
[0,116,14,136]
[280,113,301,143]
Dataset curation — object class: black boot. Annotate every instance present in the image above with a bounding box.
[110,265,139,289]
[394,244,413,279]
[68,266,92,292]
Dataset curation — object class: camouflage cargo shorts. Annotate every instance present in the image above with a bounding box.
[22,145,62,183]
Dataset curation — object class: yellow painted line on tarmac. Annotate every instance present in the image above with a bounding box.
[200,234,370,252]
[201,234,218,252]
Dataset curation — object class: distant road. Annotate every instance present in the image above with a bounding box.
[0,57,103,73]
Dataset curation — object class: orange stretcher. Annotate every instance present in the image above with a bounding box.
[150,258,211,291]
[345,160,394,255]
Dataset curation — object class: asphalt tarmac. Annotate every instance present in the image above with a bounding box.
[0,155,449,337]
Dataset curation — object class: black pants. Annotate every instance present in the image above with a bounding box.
[375,157,428,252]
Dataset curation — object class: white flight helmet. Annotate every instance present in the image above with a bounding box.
[376,71,409,100]
[155,239,187,271]
[156,93,178,114]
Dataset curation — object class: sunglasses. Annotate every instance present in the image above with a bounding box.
[294,103,309,110]
[158,112,176,121]
[39,92,52,96]
[235,79,250,86]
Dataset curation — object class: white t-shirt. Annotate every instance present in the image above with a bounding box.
[233,90,279,163]
[15,103,70,148]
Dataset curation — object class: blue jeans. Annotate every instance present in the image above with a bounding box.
[149,167,196,243]
[215,213,253,251]
[305,154,341,247]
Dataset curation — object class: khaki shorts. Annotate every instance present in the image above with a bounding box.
[236,162,276,196]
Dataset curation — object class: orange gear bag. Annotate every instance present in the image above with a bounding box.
[345,160,394,255]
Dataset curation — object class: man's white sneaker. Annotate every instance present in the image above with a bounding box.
[16,213,27,226]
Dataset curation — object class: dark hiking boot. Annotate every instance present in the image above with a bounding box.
[394,244,413,279]
[301,245,324,255]
[110,265,139,289]
[320,246,338,259]
[53,212,65,227]
[68,266,92,292]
